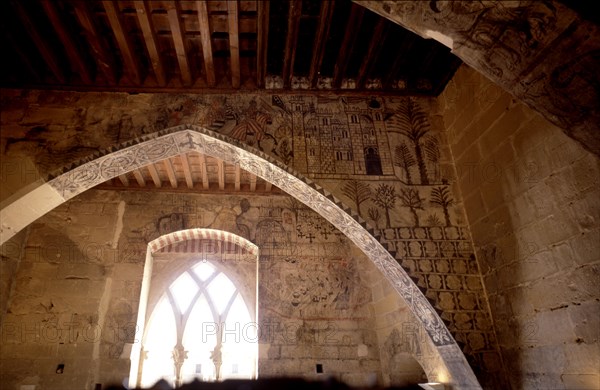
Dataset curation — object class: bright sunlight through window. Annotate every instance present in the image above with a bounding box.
[140,261,256,387]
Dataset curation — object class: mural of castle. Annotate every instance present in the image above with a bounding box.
[269,95,393,177]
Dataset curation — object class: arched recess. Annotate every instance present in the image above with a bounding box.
[0,124,481,388]
[130,228,259,387]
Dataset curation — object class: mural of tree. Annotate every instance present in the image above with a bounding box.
[430,186,455,226]
[372,184,398,228]
[426,213,443,226]
[424,136,440,182]
[394,142,416,184]
[399,188,425,226]
[368,207,381,229]
[388,98,431,184]
[341,179,372,216]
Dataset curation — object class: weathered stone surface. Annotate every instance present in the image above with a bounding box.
[439,64,600,389]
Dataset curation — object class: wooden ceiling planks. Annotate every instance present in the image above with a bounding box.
[1,0,461,95]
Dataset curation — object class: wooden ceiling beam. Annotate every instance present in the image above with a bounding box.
[282,0,302,89]
[167,2,193,86]
[256,0,269,88]
[12,1,65,83]
[196,1,216,87]
[228,0,241,88]
[3,32,41,82]
[103,0,142,85]
[134,0,167,86]
[309,0,335,89]
[180,153,195,189]
[235,164,241,191]
[147,163,162,188]
[72,1,117,84]
[41,0,93,84]
[163,158,178,188]
[333,3,364,88]
[198,154,209,189]
[133,169,146,187]
[118,174,130,186]
[217,159,225,190]
[383,34,416,89]
[356,18,388,89]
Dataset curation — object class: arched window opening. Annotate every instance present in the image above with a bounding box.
[365,147,383,175]
[139,261,256,387]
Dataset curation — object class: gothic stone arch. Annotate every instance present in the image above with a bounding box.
[0,124,481,388]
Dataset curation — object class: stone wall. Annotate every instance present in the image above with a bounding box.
[439,65,600,389]
[2,189,425,389]
[1,89,503,387]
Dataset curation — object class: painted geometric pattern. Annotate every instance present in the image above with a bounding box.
[378,226,497,370]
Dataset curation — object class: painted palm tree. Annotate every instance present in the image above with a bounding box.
[394,142,416,184]
[430,186,455,226]
[341,179,372,217]
[388,98,431,184]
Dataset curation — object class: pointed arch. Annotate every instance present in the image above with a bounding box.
[134,228,259,386]
[0,124,480,388]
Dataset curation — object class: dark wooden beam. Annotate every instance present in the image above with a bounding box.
[167,2,193,86]
[256,0,269,88]
[333,3,364,88]
[196,1,216,87]
[282,0,302,89]
[228,0,240,88]
[72,1,117,84]
[12,1,65,83]
[103,1,142,85]
[41,0,93,84]
[134,0,167,86]
[356,18,388,89]
[3,30,42,82]
[309,0,335,89]
[383,34,416,89]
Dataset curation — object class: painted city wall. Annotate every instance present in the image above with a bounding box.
[1,90,502,386]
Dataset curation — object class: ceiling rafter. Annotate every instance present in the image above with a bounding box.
[147,163,162,188]
[383,34,416,89]
[198,153,209,190]
[356,17,389,89]
[333,3,365,89]
[196,0,216,87]
[282,0,302,89]
[103,0,142,85]
[72,1,117,84]
[134,0,167,86]
[1,0,460,95]
[256,0,269,88]
[180,153,195,189]
[167,1,192,86]
[41,0,93,84]
[309,0,335,89]
[163,158,178,188]
[235,165,241,191]
[228,0,241,88]
[118,174,130,186]
[12,1,65,83]
[133,169,146,187]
